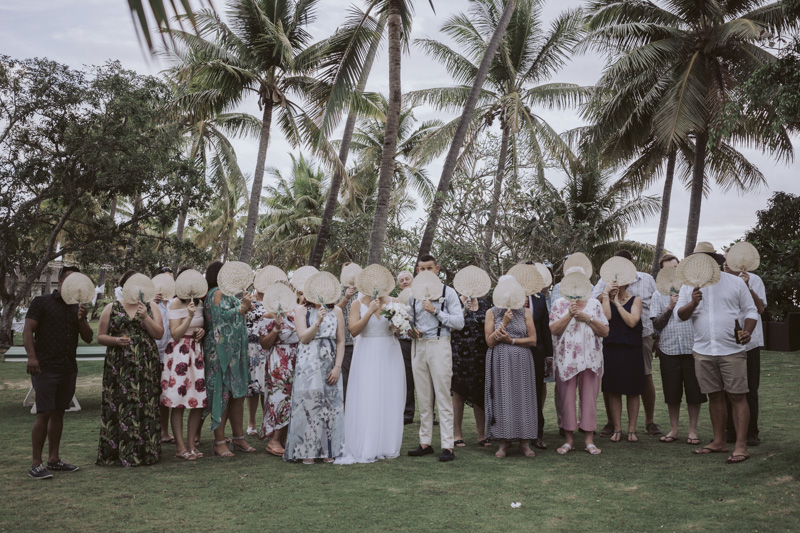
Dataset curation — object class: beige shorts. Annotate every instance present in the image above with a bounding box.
[693,351,749,395]
[642,335,654,376]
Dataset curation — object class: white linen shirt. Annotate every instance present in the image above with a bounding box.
[677,272,759,356]
[592,272,657,337]
[649,290,693,356]
[744,272,767,350]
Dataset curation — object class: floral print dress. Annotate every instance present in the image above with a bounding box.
[161,304,207,409]
[283,307,344,461]
[97,302,162,467]
[246,301,270,397]
[203,288,249,431]
[549,298,608,382]
[259,313,299,439]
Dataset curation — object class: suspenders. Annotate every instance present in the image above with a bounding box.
[411,285,450,338]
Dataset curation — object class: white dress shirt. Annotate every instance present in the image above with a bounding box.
[743,272,767,350]
[677,272,759,356]
[592,272,657,337]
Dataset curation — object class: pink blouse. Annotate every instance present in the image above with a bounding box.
[548,298,608,382]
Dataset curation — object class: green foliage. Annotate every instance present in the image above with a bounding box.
[744,191,800,321]
[0,56,208,343]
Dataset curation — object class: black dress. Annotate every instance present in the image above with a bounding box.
[451,298,490,409]
[602,296,645,395]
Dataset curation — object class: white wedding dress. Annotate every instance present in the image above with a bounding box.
[336,312,406,464]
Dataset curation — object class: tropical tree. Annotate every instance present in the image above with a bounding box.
[583,0,797,257]
[409,0,588,268]
[255,154,328,269]
[166,0,323,264]
[126,0,213,52]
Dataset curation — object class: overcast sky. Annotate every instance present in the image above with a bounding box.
[2,0,798,259]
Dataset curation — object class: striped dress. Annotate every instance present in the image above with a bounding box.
[484,307,538,441]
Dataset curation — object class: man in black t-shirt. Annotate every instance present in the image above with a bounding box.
[23,266,94,479]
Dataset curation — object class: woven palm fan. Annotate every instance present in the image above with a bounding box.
[340,263,363,288]
[175,269,208,300]
[676,253,721,288]
[559,272,593,301]
[411,271,444,301]
[493,278,526,310]
[217,261,254,296]
[304,272,342,305]
[508,263,546,296]
[599,256,638,286]
[453,266,491,298]
[534,262,553,288]
[254,265,288,293]
[656,265,682,296]
[356,264,395,299]
[564,252,593,278]
[122,273,156,304]
[61,273,96,305]
[726,241,760,272]
[152,273,176,301]
[396,287,412,305]
[262,282,297,317]
[291,265,319,293]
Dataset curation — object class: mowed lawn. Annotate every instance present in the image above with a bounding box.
[1,352,798,532]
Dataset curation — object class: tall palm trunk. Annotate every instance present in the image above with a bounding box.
[309,18,386,268]
[417,0,517,260]
[239,102,274,264]
[367,0,403,265]
[684,132,707,257]
[98,195,117,289]
[482,122,510,271]
[652,148,676,276]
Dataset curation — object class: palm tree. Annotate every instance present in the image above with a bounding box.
[409,0,588,268]
[166,0,323,264]
[583,0,796,256]
[257,154,329,269]
[126,0,213,52]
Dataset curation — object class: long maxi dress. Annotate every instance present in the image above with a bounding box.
[283,307,345,461]
[97,302,162,467]
[259,313,299,439]
[484,307,539,441]
[203,288,249,430]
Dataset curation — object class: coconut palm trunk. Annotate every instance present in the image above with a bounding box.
[482,122,510,271]
[309,19,385,268]
[652,148,676,276]
[417,0,516,260]
[239,101,274,264]
[366,0,403,265]
[684,132,707,257]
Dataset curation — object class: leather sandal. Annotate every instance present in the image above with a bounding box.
[231,436,256,452]
[212,440,234,457]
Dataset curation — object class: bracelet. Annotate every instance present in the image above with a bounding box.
[511,338,516,345]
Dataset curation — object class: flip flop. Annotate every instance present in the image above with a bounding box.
[692,446,726,455]
[726,454,750,464]
[478,439,492,447]
[686,437,701,445]
[660,435,679,443]
[162,436,176,444]
[454,439,466,448]
[265,446,284,457]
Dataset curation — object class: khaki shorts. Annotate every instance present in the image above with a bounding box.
[642,335,654,376]
[693,351,749,395]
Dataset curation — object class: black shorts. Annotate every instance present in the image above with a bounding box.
[31,371,77,412]
[658,350,707,405]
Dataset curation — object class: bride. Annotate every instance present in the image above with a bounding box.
[336,293,406,464]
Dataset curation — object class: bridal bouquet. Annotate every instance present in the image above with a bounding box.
[381,301,413,335]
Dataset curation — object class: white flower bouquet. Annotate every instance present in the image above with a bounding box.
[381,301,413,335]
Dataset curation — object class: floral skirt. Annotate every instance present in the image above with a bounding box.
[260,342,297,438]
[161,335,207,409]
[247,343,267,396]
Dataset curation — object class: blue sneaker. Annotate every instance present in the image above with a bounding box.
[46,459,79,472]
[28,464,53,480]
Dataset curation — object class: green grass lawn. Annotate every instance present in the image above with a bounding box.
[1,352,798,532]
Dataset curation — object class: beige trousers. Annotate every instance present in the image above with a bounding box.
[412,337,454,449]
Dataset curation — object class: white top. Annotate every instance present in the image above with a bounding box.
[168,303,204,336]
[592,271,657,337]
[548,298,608,382]
[676,272,759,356]
[744,272,767,350]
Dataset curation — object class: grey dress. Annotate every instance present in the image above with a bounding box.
[485,307,539,441]
[283,306,345,461]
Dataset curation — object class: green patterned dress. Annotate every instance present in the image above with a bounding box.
[203,288,249,430]
[97,302,162,467]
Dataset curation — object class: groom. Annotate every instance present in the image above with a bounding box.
[407,254,464,462]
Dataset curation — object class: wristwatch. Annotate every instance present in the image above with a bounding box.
[511,338,516,345]
[587,316,593,325]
